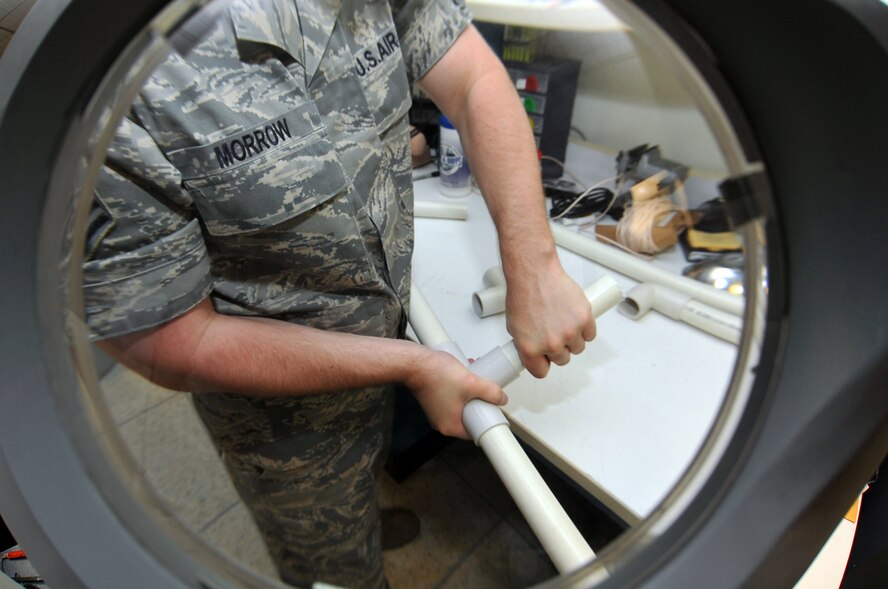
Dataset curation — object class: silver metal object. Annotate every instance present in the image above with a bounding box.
[683,253,745,294]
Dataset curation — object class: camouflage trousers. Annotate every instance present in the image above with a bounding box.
[193,384,395,589]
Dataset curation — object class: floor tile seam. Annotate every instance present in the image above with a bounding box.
[440,451,516,517]
[198,499,243,533]
[3,0,31,15]
[114,391,182,427]
[501,510,550,556]
[431,512,509,589]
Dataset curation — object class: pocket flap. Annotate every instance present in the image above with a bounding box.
[170,105,348,236]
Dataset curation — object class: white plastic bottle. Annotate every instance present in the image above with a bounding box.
[438,114,472,197]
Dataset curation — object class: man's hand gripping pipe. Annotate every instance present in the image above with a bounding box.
[408,276,623,575]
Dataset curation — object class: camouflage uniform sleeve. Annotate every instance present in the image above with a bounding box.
[390,0,473,84]
[82,116,213,340]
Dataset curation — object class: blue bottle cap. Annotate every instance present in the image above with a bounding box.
[439,114,455,129]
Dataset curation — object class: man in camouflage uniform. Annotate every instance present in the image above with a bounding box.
[85,0,597,587]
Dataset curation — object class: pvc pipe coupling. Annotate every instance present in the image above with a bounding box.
[462,343,524,441]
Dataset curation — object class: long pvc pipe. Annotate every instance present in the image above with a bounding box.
[408,276,622,574]
[478,424,594,573]
[414,200,469,220]
[408,282,453,348]
[619,283,742,344]
[550,223,744,316]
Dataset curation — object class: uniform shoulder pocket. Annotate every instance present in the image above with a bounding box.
[169,104,348,236]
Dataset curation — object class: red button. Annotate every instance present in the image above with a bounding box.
[525,75,539,93]
[3,550,26,560]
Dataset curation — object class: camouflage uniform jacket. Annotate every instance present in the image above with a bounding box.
[83,0,472,341]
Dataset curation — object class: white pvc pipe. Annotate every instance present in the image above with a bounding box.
[408,277,624,574]
[409,282,510,437]
[456,276,625,394]
[408,282,452,348]
[551,223,744,316]
[490,276,624,385]
[619,283,741,344]
[472,284,507,318]
[482,266,506,287]
[473,267,508,318]
[479,424,595,574]
[414,199,469,220]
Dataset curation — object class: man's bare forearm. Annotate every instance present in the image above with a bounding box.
[100,298,507,439]
[419,26,560,280]
[101,299,427,396]
[418,26,596,377]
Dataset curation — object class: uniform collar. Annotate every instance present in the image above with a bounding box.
[229,0,341,81]
[295,0,342,81]
[229,0,302,62]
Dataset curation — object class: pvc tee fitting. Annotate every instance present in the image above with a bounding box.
[472,267,507,318]
[619,283,741,344]
[551,223,743,316]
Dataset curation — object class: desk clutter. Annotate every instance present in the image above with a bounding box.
[544,144,744,293]
[410,172,742,520]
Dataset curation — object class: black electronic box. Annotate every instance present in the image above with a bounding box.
[504,59,581,179]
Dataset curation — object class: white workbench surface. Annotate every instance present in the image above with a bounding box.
[411,157,738,523]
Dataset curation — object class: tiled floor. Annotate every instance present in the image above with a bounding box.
[0,0,36,56]
[380,442,557,588]
[100,362,622,588]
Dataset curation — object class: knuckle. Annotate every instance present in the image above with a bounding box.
[545,337,562,355]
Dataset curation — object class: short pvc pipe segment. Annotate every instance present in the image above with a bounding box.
[619,283,741,344]
[414,200,469,220]
[551,223,744,316]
